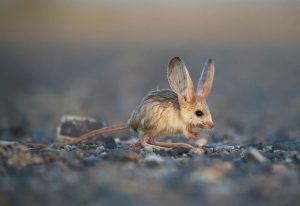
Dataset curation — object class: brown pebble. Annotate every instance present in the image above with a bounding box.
[95,146,105,154]
[120,151,140,161]
[247,147,269,163]
[189,147,205,155]
[106,149,140,162]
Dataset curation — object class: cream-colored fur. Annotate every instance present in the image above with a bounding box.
[128,57,215,146]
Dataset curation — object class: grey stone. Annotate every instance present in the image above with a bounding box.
[57,115,105,138]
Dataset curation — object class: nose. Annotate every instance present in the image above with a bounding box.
[205,121,214,129]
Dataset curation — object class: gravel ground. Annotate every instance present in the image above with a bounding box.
[0,116,299,206]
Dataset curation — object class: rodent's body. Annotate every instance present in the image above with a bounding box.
[128,89,184,136]
[69,56,216,149]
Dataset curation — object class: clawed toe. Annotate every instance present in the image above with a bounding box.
[184,129,199,139]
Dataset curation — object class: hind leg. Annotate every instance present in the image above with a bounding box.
[135,135,147,147]
[135,135,160,149]
[147,136,193,148]
[135,135,172,150]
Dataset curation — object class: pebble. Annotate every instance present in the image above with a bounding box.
[189,147,205,155]
[64,145,77,151]
[168,147,191,157]
[204,143,235,152]
[195,138,208,147]
[57,115,105,138]
[0,141,18,146]
[95,146,105,154]
[83,155,98,166]
[99,136,117,149]
[143,154,164,167]
[105,149,140,162]
[79,143,98,150]
[247,147,269,163]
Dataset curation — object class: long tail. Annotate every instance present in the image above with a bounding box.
[58,124,129,146]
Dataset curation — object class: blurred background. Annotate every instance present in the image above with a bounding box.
[0,0,300,140]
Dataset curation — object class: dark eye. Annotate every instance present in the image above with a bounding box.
[195,110,203,117]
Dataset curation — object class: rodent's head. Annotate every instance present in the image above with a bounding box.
[167,57,215,129]
[179,96,214,129]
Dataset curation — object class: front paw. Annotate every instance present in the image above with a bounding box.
[184,129,198,139]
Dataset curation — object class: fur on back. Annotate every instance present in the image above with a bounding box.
[128,89,183,136]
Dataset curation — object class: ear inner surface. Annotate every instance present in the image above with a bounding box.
[167,56,195,102]
[197,59,215,98]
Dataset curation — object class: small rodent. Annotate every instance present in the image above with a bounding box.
[68,56,215,149]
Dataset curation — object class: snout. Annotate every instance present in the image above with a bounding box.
[204,121,214,129]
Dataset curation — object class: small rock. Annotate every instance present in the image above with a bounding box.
[83,155,98,166]
[189,147,205,155]
[98,135,117,149]
[247,147,269,163]
[204,143,235,152]
[143,154,164,167]
[105,149,139,162]
[168,147,191,157]
[114,137,121,144]
[215,145,235,151]
[57,115,105,138]
[262,145,273,152]
[139,147,154,157]
[95,146,105,154]
[0,141,18,146]
[64,145,77,151]
[195,138,208,147]
[79,143,98,150]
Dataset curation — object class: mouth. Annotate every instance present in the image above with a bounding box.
[187,129,198,136]
[202,122,214,129]
[190,121,214,129]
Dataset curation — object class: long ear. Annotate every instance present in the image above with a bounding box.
[167,56,195,102]
[197,59,215,98]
